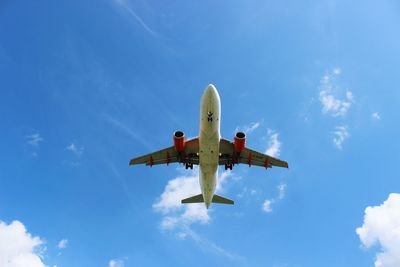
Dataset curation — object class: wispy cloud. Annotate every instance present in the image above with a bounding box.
[103,114,154,150]
[113,0,158,37]
[109,258,125,267]
[333,125,349,149]
[183,227,245,262]
[153,168,242,261]
[66,142,84,156]
[262,183,287,213]
[0,220,47,266]
[319,68,354,117]
[316,68,355,149]
[371,112,381,120]
[26,133,43,147]
[57,238,68,249]
[356,193,400,267]
[265,129,281,157]
[262,199,274,213]
[277,183,286,200]
[234,121,261,135]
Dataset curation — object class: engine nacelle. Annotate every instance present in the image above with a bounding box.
[173,131,186,152]
[234,132,246,153]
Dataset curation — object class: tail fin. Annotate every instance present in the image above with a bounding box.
[212,194,234,205]
[181,194,234,205]
[181,194,204,204]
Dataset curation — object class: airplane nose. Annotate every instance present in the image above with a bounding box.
[207,84,216,90]
[201,83,220,105]
[204,84,219,99]
[206,84,217,94]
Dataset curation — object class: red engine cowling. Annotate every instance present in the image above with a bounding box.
[173,131,185,152]
[234,132,246,153]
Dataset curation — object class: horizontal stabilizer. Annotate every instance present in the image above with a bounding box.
[181,194,234,205]
[212,194,234,205]
[181,194,204,204]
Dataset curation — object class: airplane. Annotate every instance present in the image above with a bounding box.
[129,84,289,208]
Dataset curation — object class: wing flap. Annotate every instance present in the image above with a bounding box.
[219,138,289,168]
[129,138,199,166]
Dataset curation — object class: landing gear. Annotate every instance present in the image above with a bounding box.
[185,163,193,170]
[224,164,233,170]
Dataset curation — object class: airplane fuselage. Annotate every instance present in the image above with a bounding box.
[199,85,221,208]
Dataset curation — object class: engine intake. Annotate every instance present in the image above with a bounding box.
[173,131,186,152]
[234,132,246,153]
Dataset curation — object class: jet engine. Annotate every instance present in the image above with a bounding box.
[173,131,186,152]
[234,132,246,153]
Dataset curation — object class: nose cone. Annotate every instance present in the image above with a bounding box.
[203,84,220,100]
[205,84,217,95]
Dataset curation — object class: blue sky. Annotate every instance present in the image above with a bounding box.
[1,0,400,266]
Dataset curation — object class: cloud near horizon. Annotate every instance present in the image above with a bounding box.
[356,193,400,267]
[0,220,47,267]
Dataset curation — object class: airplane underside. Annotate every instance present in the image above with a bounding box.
[129,84,289,208]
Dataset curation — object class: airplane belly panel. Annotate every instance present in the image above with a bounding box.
[199,84,221,207]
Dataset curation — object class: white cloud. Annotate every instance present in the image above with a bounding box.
[152,169,243,261]
[0,220,47,267]
[333,67,342,75]
[235,122,261,135]
[318,68,354,117]
[333,125,349,149]
[153,170,209,230]
[356,193,400,267]
[66,142,84,156]
[262,199,273,213]
[26,133,43,147]
[57,239,68,249]
[372,112,381,120]
[261,183,287,213]
[109,259,124,267]
[265,129,281,157]
[153,169,233,230]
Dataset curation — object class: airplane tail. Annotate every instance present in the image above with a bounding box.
[181,194,204,203]
[212,194,234,204]
[181,194,234,205]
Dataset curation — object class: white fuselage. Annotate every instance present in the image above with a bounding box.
[199,85,221,208]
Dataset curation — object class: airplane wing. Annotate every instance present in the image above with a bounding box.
[219,138,289,168]
[129,138,199,166]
